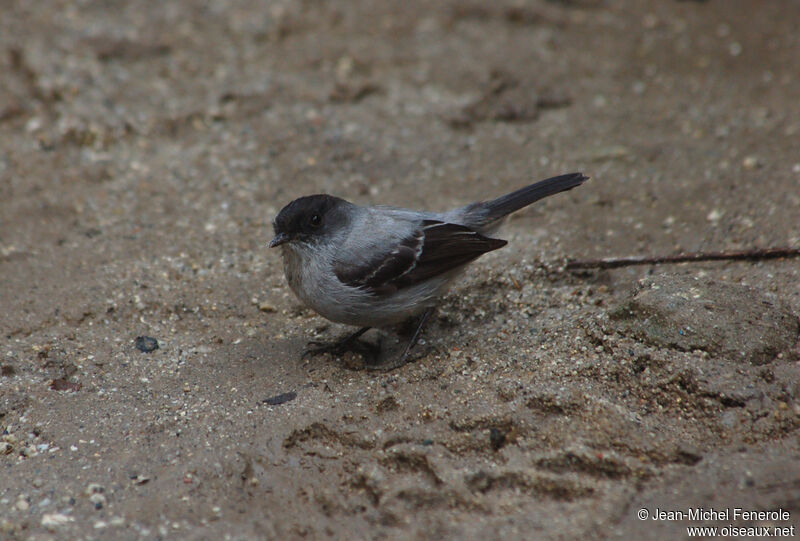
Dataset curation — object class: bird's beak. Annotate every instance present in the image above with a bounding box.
[269,232,291,248]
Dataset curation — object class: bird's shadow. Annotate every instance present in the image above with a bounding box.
[304,318,439,371]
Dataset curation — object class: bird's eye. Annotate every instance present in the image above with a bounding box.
[309,214,321,227]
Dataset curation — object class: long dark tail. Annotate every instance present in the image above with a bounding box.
[481,172,588,223]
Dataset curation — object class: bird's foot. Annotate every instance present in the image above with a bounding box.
[366,307,435,372]
[302,327,377,361]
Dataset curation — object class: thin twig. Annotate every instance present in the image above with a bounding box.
[566,247,800,270]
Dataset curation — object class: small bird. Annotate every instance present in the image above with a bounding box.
[270,172,588,369]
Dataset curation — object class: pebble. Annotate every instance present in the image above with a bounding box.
[94,517,123,529]
[130,474,150,485]
[742,155,760,169]
[134,336,159,353]
[263,391,297,406]
[489,427,507,451]
[15,498,29,511]
[0,442,12,455]
[258,302,277,313]
[41,513,74,530]
[89,493,106,510]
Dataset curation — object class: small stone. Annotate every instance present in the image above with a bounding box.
[0,442,12,455]
[89,493,106,510]
[489,427,508,451]
[16,498,29,511]
[95,516,124,529]
[742,155,760,169]
[32,478,44,488]
[134,336,159,353]
[41,513,74,530]
[130,474,150,485]
[263,391,296,406]
[706,209,723,222]
[258,302,277,313]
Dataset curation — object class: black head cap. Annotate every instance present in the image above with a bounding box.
[270,194,349,247]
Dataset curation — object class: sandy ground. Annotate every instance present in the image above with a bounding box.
[2,0,799,539]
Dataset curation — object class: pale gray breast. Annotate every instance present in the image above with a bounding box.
[279,205,474,327]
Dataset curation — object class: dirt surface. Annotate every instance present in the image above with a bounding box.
[2,0,800,539]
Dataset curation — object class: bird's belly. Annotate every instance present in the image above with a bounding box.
[281,246,455,327]
[285,254,445,327]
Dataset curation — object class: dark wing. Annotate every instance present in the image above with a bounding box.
[335,220,507,295]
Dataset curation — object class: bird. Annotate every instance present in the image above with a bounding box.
[269,172,588,369]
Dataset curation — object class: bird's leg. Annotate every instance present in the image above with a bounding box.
[370,307,434,371]
[303,326,373,359]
